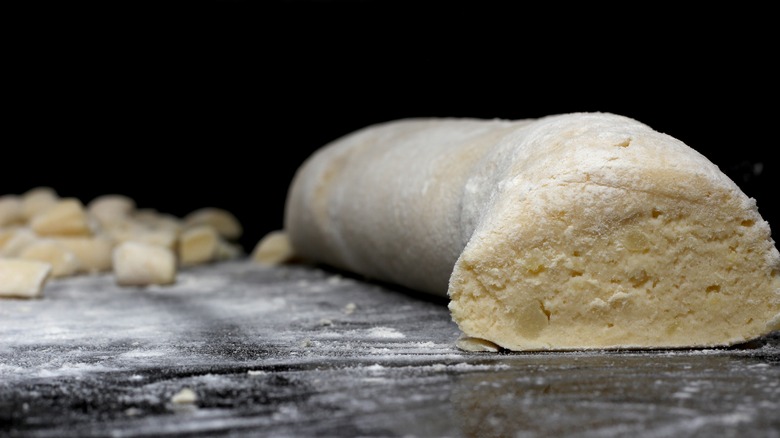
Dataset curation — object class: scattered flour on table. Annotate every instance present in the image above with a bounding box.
[31,362,117,379]
[310,327,408,341]
[357,362,510,372]
[365,327,405,339]
[118,347,174,360]
[146,273,229,294]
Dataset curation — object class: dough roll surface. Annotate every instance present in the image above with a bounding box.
[284,112,780,350]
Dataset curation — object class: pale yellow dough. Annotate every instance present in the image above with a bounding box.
[284,112,780,351]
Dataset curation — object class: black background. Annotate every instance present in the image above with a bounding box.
[5,2,778,253]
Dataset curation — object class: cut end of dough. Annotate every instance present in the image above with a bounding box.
[449,176,780,351]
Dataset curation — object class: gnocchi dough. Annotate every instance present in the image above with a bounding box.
[284,112,780,350]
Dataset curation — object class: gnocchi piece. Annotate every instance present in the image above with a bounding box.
[183,207,242,240]
[113,241,176,286]
[251,230,296,266]
[0,258,52,298]
[178,225,220,266]
[30,198,93,237]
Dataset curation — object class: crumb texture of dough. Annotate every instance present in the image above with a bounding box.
[284,112,780,351]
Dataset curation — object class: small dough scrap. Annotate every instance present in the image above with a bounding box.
[0,259,52,298]
[18,239,81,278]
[183,207,243,240]
[113,241,176,286]
[178,225,219,266]
[284,112,780,351]
[170,388,198,404]
[251,230,297,266]
[455,336,501,353]
[30,198,93,236]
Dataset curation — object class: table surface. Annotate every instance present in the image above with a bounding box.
[1,260,778,438]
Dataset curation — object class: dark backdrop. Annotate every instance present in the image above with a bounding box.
[5,3,778,253]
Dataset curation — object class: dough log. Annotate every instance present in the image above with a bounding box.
[284,112,780,351]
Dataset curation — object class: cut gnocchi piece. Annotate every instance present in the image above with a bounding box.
[251,230,296,266]
[178,225,219,266]
[30,198,93,236]
[0,258,52,298]
[113,241,176,286]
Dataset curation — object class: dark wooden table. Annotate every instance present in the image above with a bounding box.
[2,261,778,437]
